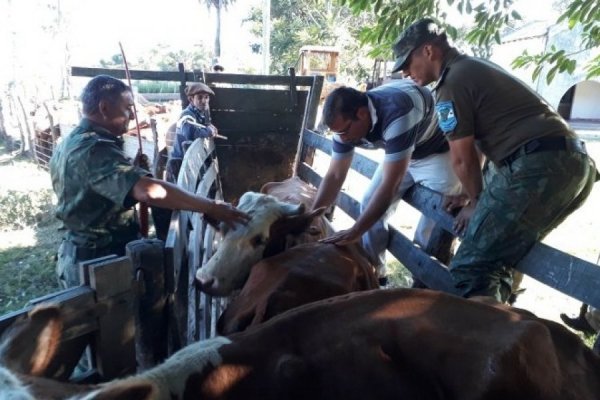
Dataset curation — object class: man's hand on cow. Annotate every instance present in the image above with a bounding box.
[207,201,251,230]
[319,227,362,246]
[442,193,469,213]
[453,202,477,236]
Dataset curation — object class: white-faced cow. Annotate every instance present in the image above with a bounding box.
[196,177,329,296]
[3,289,600,400]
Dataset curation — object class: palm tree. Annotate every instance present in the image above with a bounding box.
[200,0,236,59]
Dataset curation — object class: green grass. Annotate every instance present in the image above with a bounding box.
[385,259,414,288]
[0,139,62,314]
[0,230,61,314]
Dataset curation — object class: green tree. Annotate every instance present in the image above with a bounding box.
[337,0,599,83]
[337,0,522,59]
[200,0,237,59]
[246,0,376,82]
[511,0,599,83]
[98,44,210,72]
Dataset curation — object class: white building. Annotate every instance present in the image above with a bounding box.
[491,20,600,122]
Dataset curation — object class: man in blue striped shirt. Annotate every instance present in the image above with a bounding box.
[312,81,461,282]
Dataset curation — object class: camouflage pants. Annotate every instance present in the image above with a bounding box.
[450,149,597,302]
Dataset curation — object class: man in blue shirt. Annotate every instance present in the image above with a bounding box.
[312,81,461,282]
[171,82,219,161]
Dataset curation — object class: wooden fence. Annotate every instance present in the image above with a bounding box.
[296,128,600,310]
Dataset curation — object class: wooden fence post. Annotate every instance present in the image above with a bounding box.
[89,256,136,379]
[126,239,167,370]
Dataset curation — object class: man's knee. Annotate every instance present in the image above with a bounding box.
[451,264,513,303]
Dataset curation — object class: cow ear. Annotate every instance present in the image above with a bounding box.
[0,305,63,376]
[279,202,305,216]
[89,381,156,400]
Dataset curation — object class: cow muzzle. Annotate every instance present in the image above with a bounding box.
[195,275,229,297]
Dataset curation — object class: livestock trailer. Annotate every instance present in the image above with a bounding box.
[1,65,600,384]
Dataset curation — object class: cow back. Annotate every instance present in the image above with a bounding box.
[217,242,378,334]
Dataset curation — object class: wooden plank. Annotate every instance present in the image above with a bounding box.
[517,245,600,309]
[88,257,132,300]
[211,111,304,134]
[164,210,183,294]
[300,129,332,154]
[198,188,222,341]
[126,239,168,369]
[401,185,600,307]
[71,67,317,86]
[196,165,218,199]
[194,168,220,341]
[297,162,322,189]
[72,66,193,82]
[177,138,213,193]
[0,286,97,340]
[301,129,377,178]
[203,72,316,86]
[305,77,324,131]
[299,136,600,308]
[79,255,119,286]
[211,88,309,113]
[387,228,460,295]
[187,213,203,343]
[89,258,136,379]
[216,131,299,201]
[0,286,99,380]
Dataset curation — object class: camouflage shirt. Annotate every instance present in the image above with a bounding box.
[49,118,148,249]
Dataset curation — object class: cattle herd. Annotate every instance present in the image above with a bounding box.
[1,177,600,399]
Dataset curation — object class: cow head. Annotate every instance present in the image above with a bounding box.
[196,192,325,296]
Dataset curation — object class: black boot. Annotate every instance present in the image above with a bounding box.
[560,304,596,335]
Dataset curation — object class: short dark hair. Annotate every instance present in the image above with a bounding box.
[322,86,368,127]
[81,75,131,116]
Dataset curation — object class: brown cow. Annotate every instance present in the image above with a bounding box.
[217,241,379,334]
[196,177,328,296]
[4,290,600,400]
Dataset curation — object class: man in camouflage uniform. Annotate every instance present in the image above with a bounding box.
[391,19,597,302]
[50,75,249,288]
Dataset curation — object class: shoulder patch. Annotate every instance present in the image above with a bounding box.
[435,100,457,134]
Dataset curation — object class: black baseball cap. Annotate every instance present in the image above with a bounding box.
[391,18,443,73]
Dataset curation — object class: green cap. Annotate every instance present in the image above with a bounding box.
[391,18,443,73]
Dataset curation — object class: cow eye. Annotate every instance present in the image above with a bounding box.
[250,234,265,248]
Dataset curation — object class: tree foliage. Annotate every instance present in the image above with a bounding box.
[245,0,377,82]
[336,0,522,59]
[337,0,599,84]
[511,0,599,83]
[99,44,210,72]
